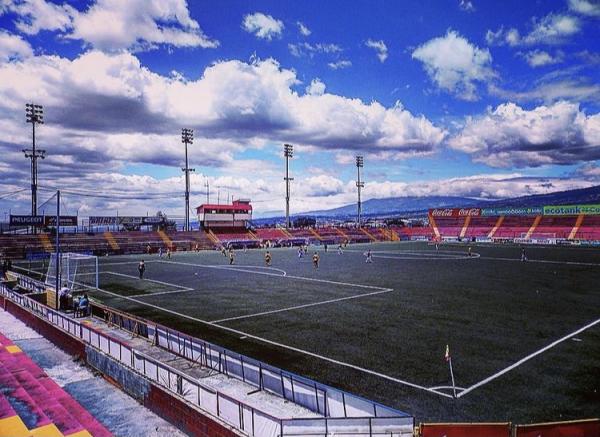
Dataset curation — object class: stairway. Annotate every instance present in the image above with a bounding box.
[0,332,110,437]
[459,216,471,239]
[488,216,504,238]
[568,214,585,240]
[157,230,172,248]
[428,216,441,239]
[360,228,377,242]
[206,230,220,245]
[524,215,542,239]
[103,231,120,251]
[37,234,53,253]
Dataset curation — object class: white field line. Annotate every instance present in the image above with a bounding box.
[371,253,480,261]
[429,385,466,391]
[84,280,453,398]
[201,264,288,277]
[129,288,193,298]
[159,259,391,291]
[478,256,600,267]
[457,317,600,398]
[210,287,395,323]
[103,270,193,292]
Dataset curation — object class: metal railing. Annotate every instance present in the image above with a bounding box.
[2,280,414,437]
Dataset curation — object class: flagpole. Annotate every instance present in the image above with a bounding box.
[448,357,457,398]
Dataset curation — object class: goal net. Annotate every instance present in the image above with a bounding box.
[45,253,99,292]
[518,232,557,245]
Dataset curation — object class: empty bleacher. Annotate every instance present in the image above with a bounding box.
[464,216,498,238]
[575,215,600,240]
[0,331,111,436]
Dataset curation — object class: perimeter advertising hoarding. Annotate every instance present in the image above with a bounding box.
[481,207,543,216]
[44,216,78,226]
[429,208,481,217]
[543,204,600,216]
[9,215,44,226]
[89,216,164,225]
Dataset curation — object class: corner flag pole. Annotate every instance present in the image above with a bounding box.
[445,344,457,398]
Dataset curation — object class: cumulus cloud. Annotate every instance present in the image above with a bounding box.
[242,12,284,40]
[365,39,388,63]
[412,30,496,101]
[10,0,76,35]
[305,78,326,96]
[569,0,600,17]
[327,60,352,69]
[0,29,33,61]
[449,101,600,168]
[519,49,564,67]
[297,21,311,36]
[486,14,581,46]
[0,51,445,197]
[6,0,218,51]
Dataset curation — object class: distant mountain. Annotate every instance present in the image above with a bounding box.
[305,196,483,217]
[292,184,600,219]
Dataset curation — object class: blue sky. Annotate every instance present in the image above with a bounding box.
[0,0,599,218]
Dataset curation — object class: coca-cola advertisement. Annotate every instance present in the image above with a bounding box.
[429,208,481,217]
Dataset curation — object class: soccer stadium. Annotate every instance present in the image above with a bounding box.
[1,2,600,437]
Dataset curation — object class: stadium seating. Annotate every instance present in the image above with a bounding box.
[490,216,537,239]
[464,217,498,238]
[254,228,289,242]
[0,331,111,436]
[532,216,577,239]
[575,215,600,240]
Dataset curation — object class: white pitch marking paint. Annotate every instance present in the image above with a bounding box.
[457,317,600,398]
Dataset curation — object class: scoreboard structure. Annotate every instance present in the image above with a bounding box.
[196,199,252,229]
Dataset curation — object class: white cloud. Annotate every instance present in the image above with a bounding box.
[488,80,600,104]
[327,60,352,69]
[519,49,564,67]
[569,0,600,17]
[10,0,76,35]
[6,0,218,51]
[449,101,600,167]
[459,0,475,12]
[0,51,445,188]
[486,14,581,46]
[365,39,388,63]
[288,42,342,58]
[242,12,284,41]
[0,29,33,61]
[297,21,311,36]
[412,30,496,101]
[306,78,325,96]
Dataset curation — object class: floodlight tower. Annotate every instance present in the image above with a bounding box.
[356,155,364,227]
[283,144,294,229]
[24,103,45,219]
[181,128,195,231]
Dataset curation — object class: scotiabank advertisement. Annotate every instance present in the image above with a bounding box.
[429,208,481,217]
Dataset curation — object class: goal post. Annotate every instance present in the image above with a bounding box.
[45,253,99,292]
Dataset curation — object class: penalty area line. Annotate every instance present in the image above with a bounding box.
[86,284,452,399]
[457,317,600,398]
[210,287,395,323]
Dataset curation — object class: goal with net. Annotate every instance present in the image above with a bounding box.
[45,252,99,292]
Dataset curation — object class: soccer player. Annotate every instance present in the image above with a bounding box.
[521,247,528,262]
[365,249,373,263]
[337,244,343,255]
[158,247,163,258]
[297,247,303,259]
[312,252,320,268]
[138,260,145,279]
[265,251,272,266]
[166,248,172,259]
[229,248,235,265]
[468,246,472,257]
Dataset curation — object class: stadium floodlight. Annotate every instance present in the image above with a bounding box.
[181,128,194,231]
[24,103,45,231]
[283,144,294,229]
[356,156,365,227]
